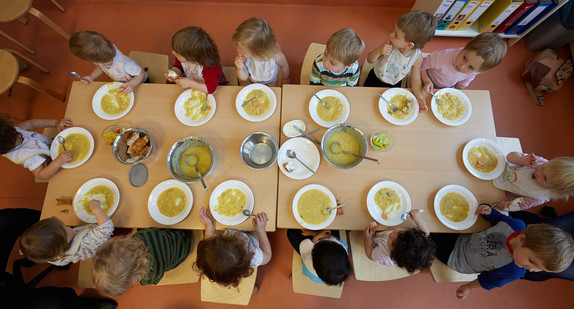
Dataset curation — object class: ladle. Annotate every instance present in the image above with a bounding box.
[329,142,380,164]
[184,153,208,191]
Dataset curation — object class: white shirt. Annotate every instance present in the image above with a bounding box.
[374,47,421,85]
[98,45,142,82]
[245,56,278,84]
[3,127,51,171]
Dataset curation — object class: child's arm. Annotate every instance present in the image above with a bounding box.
[118,70,147,94]
[410,55,427,112]
[175,77,208,93]
[497,196,547,211]
[275,52,290,85]
[17,119,73,132]
[82,66,105,85]
[253,212,272,265]
[165,66,183,83]
[456,279,481,300]
[454,83,467,90]
[420,70,434,94]
[409,209,429,236]
[476,206,526,231]
[199,207,216,238]
[506,152,537,167]
[234,56,250,85]
[32,151,72,179]
[312,230,332,243]
[363,225,375,259]
[366,41,392,63]
[89,200,111,225]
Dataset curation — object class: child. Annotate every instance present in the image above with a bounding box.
[287,229,350,285]
[365,10,436,111]
[493,152,574,211]
[310,28,364,87]
[421,32,507,93]
[195,207,271,287]
[69,31,147,93]
[0,114,73,179]
[166,27,228,94]
[363,209,435,273]
[20,200,113,266]
[430,205,574,300]
[232,17,290,87]
[92,228,193,297]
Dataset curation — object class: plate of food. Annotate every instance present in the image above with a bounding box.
[235,84,277,122]
[366,181,411,226]
[292,184,337,230]
[308,89,350,128]
[431,88,472,126]
[209,180,255,226]
[50,127,94,169]
[434,184,478,230]
[174,89,216,126]
[73,178,120,223]
[378,88,419,126]
[277,137,320,180]
[92,82,135,120]
[148,179,193,225]
[462,138,505,180]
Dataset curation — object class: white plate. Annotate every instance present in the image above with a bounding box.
[366,181,412,226]
[91,82,135,120]
[434,184,479,230]
[148,179,193,225]
[235,84,277,122]
[431,88,472,126]
[209,180,255,226]
[277,137,320,180]
[73,178,120,223]
[308,89,350,128]
[50,127,95,169]
[174,89,216,126]
[292,184,337,230]
[462,138,505,180]
[378,88,419,126]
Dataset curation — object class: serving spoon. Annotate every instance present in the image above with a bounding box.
[329,142,380,164]
[184,153,208,191]
[57,136,67,151]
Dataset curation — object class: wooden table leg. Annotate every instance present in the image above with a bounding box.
[6,49,48,73]
[17,76,65,101]
[28,7,70,40]
[50,0,66,12]
[0,31,35,55]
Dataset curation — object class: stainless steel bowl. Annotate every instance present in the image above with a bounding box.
[321,123,367,169]
[112,128,152,165]
[240,132,278,169]
[166,136,214,183]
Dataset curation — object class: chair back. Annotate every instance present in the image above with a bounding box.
[300,43,326,85]
[128,51,169,84]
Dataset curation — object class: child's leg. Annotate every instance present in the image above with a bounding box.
[429,233,460,265]
[287,229,313,255]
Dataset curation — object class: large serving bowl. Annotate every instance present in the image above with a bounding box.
[112,128,152,165]
[240,132,278,169]
[321,123,367,169]
[167,136,214,183]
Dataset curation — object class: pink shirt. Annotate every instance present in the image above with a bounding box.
[421,48,479,88]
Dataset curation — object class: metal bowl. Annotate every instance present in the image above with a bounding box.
[240,132,278,169]
[112,128,152,165]
[166,136,214,183]
[321,123,367,169]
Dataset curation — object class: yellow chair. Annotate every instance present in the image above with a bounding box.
[222,66,238,86]
[300,43,326,85]
[200,267,258,306]
[496,137,523,155]
[429,259,478,283]
[128,51,169,84]
[0,0,70,40]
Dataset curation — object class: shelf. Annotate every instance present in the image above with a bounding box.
[435,22,520,39]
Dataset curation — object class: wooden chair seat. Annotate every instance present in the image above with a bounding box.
[429,259,478,283]
[496,137,523,155]
[0,0,70,40]
[200,267,257,306]
[300,43,326,85]
[222,66,238,86]
[128,51,169,84]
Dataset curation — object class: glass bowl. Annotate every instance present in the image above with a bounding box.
[371,129,392,151]
[101,124,125,146]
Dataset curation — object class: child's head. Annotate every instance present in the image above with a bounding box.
[92,236,152,297]
[171,26,220,67]
[311,240,351,285]
[456,33,507,73]
[323,28,364,73]
[232,17,281,60]
[515,224,574,272]
[69,31,116,63]
[388,228,436,273]
[19,217,71,263]
[195,233,254,287]
[394,10,436,50]
[0,114,18,154]
[536,157,574,199]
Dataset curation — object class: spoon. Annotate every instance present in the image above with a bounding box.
[400,209,424,222]
[57,136,67,151]
[241,96,257,107]
[329,142,380,164]
[286,149,315,173]
[70,72,81,79]
[242,209,269,221]
[184,154,208,191]
[201,93,208,111]
[322,203,348,215]
[311,91,330,109]
[377,93,398,113]
[427,91,441,105]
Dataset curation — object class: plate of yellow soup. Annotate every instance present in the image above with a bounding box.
[378,88,419,126]
[431,88,472,126]
[235,84,277,122]
[174,89,216,126]
[462,138,505,180]
[367,181,411,226]
[148,179,193,225]
[73,178,120,223]
[308,89,350,128]
[91,82,135,120]
[434,184,478,230]
[292,184,337,230]
[50,127,94,169]
[209,180,255,226]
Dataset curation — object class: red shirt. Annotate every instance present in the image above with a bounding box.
[173,58,227,94]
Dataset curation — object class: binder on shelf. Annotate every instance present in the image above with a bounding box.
[477,0,524,33]
[437,0,469,30]
[494,0,538,33]
[433,0,457,22]
[458,0,495,31]
[446,0,482,30]
[515,0,557,35]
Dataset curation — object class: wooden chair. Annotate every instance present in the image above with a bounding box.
[128,51,169,84]
[0,0,70,40]
[429,259,478,283]
[200,267,258,306]
[496,137,523,155]
[348,231,417,281]
[300,43,326,85]
[222,66,238,86]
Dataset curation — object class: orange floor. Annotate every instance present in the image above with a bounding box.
[1,1,574,308]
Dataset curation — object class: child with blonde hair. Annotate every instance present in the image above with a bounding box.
[195,207,271,288]
[493,152,574,211]
[310,28,364,87]
[232,17,290,86]
[20,200,113,266]
[166,26,227,94]
[365,10,436,111]
[69,31,147,93]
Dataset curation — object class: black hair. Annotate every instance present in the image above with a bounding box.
[0,114,18,154]
[390,228,436,273]
[312,240,351,285]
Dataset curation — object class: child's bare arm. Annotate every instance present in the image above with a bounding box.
[253,212,272,265]
[312,230,331,243]
[456,279,481,300]
[275,52,290,85]
[119,70,147,93]
[199,207,216,238]
[32,151,72,179]
[409,209,429,236]
[82,66,105,85]
[367,42,390,63]
[506,152,536,167]
[89,200,111,225]
[363,225,375,259]
[17,119,73,131]
[454,83,467,90]
[234,56,250,83]
[420,70,434,94]
[174,77,208,93]
[410,55,427,112]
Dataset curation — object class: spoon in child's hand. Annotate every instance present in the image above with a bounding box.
[70,72,81,79]
[57,136,66,151]
[400,209,424,221]
[242,209,269,221]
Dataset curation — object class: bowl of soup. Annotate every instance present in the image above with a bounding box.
[167,136,214,183]
[321,123,367,169]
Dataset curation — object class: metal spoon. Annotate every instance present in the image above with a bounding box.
[57,136,66,151]
[70,72,81,79]
[286,149,315,173]
[329,142,380,164]
[241,96,257,107]
[311,91,330,109]
[322,203,348,215]
[242,209,256,217]
[184,154,208,191]
[428,91,441,105]
[201,93,208,111]
[400,209,424,222]
[378,93,398,113]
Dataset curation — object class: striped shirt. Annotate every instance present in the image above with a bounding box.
[310,54,360,87]
[135,228,193,285]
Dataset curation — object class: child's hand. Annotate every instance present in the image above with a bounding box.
[424,81,434,94]
[301,229,317,237]
[55,150,73,164]
[314,230,331,242]
[199,207,213,226]
[56,118,73,132]
[517,153,536,167]
[363,225,375,238]
[495,200,512,210]
[234,56,246,70]
[81,76,94,85]
[456,284,472,300]
[252,212,268,232]
[382,40,393,56]
[89,200,102,211]
[408,209,423,221]
[174,78,194,89]
[417,98,428,112]
[476,204,492,215]
[118,83,134,94]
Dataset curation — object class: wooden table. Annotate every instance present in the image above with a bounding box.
[41,82,281,231]
[276,85,504,232]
